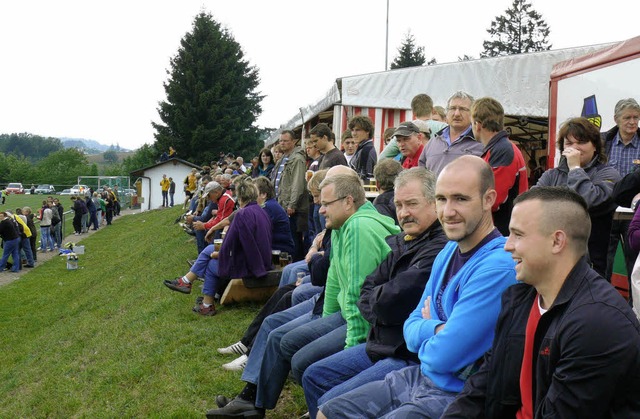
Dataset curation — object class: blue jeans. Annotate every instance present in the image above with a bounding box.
[170,193,174,206]
[20,237,35,266]
[89,210,98,230]
[319,365,457,419]
[255,312,346,410]
[0,237,21,272]
[303,344,415,418]
[195,229,206,254]
[278,259,309,287]
[53,222,62,248]
[292,281,323,305]
[242,296,318,385]
[40,226,54,251]
[191,244,219,296]
[162,190,168,206]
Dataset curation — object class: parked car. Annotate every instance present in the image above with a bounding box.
[34,184,56,194]
[59,189,73,196]
[123,188,137,196]
[70,184,90,196]
[5,183,24,194]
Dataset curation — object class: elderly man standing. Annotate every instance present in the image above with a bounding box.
[604,98,640,282]
[419,91,484,175]
[273,130,309,261]
[302,167,448,418]
[317,156,516,418]
[443,187,640,418]
[471,97,528,235]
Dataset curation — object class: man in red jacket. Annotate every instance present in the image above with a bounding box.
[472,97,528,235]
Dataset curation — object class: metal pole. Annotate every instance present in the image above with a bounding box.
[385,0,389,71]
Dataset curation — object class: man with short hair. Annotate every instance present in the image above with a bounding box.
[341,130,357,165]
[303,167,448,418]
[274,130,309,261]
[168,177,176,207]
[394,121,424,169]
[443,187,640,418]
[348,115,378,180]
[380,93,448,160]
[318,156,516,418]
[604,98,640,282]
[418,91,484,175]
[372,158,403,224]
[310,123,348,169]
[471,97,528,235]
[160,174,170,207]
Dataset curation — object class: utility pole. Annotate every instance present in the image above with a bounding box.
[385,0,389,71]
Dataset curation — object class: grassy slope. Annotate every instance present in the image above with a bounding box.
[0,206,305,418]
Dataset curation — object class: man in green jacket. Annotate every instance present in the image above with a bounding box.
[206,167,400,419]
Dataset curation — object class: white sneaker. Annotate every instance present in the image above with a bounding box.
[217,341,248,356]
[222,354,248,371]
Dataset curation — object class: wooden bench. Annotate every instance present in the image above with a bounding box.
[219,269,282,305]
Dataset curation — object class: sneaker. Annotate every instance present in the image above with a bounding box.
[205,397,264,419]
[217,341,248,356]
[163,277,192,294]
[192,303,217,316]
[221,354,248,371]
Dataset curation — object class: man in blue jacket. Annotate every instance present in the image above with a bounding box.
[318,155,517,418]
[443,187,640,418]
[302,167,448,418]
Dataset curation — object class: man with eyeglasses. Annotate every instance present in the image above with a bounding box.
[206,168,399,419]
[419,91,483,176]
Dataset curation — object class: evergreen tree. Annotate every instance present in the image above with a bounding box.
[152,12,263,164]
[481,0,551,57]
[390,31,435,69]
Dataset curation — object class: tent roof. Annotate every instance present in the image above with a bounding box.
[551,36,640,79]
[339,44,613,118]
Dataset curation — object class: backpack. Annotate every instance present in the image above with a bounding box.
[11,216,26,239]
[51,207,61,226]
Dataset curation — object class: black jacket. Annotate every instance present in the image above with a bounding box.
[350,139,377,181]
[357,221,448,363]
[309,230,332,316]
[372,190,397,225]
[443,257,640,418]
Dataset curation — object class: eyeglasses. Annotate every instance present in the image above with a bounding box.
[320,196,347,208]
[447,106,470,113]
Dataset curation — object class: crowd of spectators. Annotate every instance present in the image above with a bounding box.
[156,92,640,418]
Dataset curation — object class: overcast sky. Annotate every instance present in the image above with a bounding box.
[0,0,637,150]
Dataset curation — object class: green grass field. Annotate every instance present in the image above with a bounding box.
[0,205,305,418]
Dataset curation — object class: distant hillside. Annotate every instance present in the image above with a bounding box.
[85,152,134,165]
[60,137,131,154]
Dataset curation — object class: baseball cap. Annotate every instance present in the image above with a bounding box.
[393,121,420,137]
